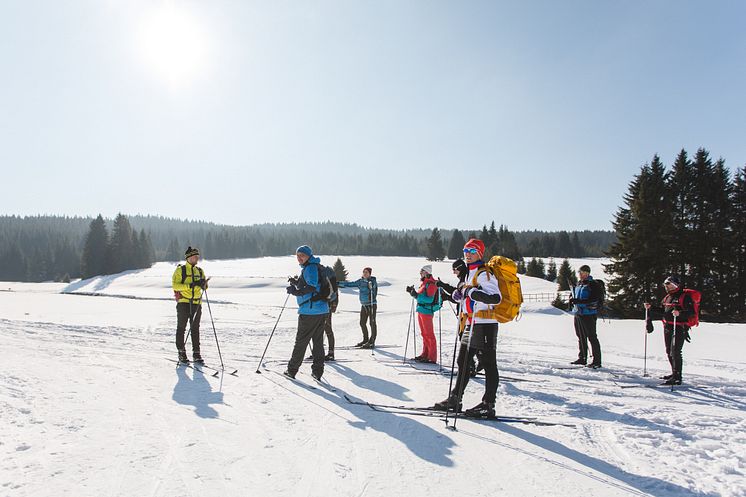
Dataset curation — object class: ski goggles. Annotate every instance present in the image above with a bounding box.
[463,248,479,254]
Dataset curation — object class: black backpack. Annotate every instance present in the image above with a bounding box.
[309,264,338,303]
[591,279,606,309]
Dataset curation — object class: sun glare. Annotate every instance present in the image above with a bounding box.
[136,5,209,90]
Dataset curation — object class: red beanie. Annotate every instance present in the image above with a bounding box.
[464,238,485,258]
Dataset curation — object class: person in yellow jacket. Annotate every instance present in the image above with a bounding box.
[172,246,209,364]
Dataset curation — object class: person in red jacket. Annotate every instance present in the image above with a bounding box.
[644,275,695,385]
[406,265,439,363]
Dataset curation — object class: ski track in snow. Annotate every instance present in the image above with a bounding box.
[1,257,745,497]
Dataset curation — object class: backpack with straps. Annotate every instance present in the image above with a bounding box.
[174,264,204,301]
[426,284,442,312]
[591,279,606,310]
[663,288,701,327]
[308,264,337,303]
[469,256,523,323]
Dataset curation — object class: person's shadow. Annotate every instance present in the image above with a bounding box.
[172,366,224,418]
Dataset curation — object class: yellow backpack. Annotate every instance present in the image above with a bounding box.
[467,256,523,323]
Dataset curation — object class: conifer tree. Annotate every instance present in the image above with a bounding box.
[731,166,746,320]
[557,259,576,290]
[546,259,557,282]
[447,229,466,260]
[333,258,348,282]
[526,257,546,278]
[109,213,135,273]
[81,215,109,279]
[426,227,445,261]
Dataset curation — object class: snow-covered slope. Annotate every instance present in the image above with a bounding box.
[1,256,744,497]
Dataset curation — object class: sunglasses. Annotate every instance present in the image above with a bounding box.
[463,248,479,254]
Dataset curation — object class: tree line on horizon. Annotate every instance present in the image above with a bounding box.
[0,214,613,283]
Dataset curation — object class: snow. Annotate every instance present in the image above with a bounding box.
[1,255,744,497]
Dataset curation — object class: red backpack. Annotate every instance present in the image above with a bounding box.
[664,288,701,327]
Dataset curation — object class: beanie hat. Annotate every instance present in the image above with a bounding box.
[296,245,313,257]
[420,264,432,275]
[184,246,200,259]
[664,275,681,287]
[579,264,591,273]
[363,267,373,274]
[464,238,485,258]
[452,259,467,272]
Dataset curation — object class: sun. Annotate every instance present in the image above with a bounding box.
[136,5,209,90]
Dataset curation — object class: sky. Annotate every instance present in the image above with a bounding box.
[1,1,744,231]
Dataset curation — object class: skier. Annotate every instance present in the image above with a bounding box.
[434,239,502,419]
[337,267,378,348]
[284,245,330,381]
[644,276,696,385]
[172,246,209,364]
[437,259,481,377]
[569,264,603,368]
[406,264,439,363]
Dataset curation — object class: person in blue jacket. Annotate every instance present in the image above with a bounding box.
[569,264,603,368]
[338,267,378,348]
[284,245,330,380]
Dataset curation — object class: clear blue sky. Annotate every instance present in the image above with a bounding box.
[1,1,744,231]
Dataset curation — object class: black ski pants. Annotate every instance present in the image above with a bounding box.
[324,312,335,353]
[664,324,689,380]
[359,304,378,344]
[287,314,328,378]
[176,302,202,354]
[452,323,499,404]
[574,314,601,365]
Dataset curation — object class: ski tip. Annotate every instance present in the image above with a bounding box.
[230,370,239,376]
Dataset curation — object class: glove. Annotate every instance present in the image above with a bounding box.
[190,280,205,289]
[406,285,415,293]
[452,289,464,301]
[568,297,577,305]
[646,320,654,333]
[286,285,300,295]
[288,276,299,285]
[435,278,443,288]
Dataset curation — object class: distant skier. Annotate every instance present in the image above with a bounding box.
[406,264,440,363]
[434,239,502,419]
[172,247,209,364]
[338,267,378,348]
[569,264,603,369]
[438,258,481,377]
[284,245,330,381]
[644,276,698,386]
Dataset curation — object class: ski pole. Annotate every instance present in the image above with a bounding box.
[643,307,649,377]
[444,305,463,427]
[202,288,224,371]
[256,294,291,374]
[447,290,470,431]
[671,314,677,392]
[403,298,414,364]
[438,293,442,367]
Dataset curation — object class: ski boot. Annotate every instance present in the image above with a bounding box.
[324,352,335,362]
[193,352,204,365]
[354,340,369,347]
[570,358,587,365]
[177,350,189,364]
[433,396,462,412]
[283,370,296,379]
[360,342,375,349]
[463,401,496,419]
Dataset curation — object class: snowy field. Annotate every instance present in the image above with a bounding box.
[1,255,744,497]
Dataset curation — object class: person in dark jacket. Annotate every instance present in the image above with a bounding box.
[284,245,330,381]
[338,267,378,348]
[569,264,603,368]
[644,275,695,385]
[437,259,481,377]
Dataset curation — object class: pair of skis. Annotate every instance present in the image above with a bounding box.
[342,395,574,427]
[167,357,238,377]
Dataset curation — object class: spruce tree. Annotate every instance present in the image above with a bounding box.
[109,214,135,273]
[557,259,576,290]
[546,258,557,282]
[81,215,109,279]
[446,229,466,260]
[526,258,546,278]
[333,258,348,281]
[731,166,746,320]
[426,227,445,261]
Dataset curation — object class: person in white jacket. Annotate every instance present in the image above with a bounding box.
[434,238,502,419]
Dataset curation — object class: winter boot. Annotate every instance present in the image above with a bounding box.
[570,359,586,365]
[433,396,462,412]
[661,377,682,386]
[660,373,674,380]
[283,370,296,379]
[324,352,335,362]
[463,401,496,419]
[193,352,204,365]
[178,350,189,364]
